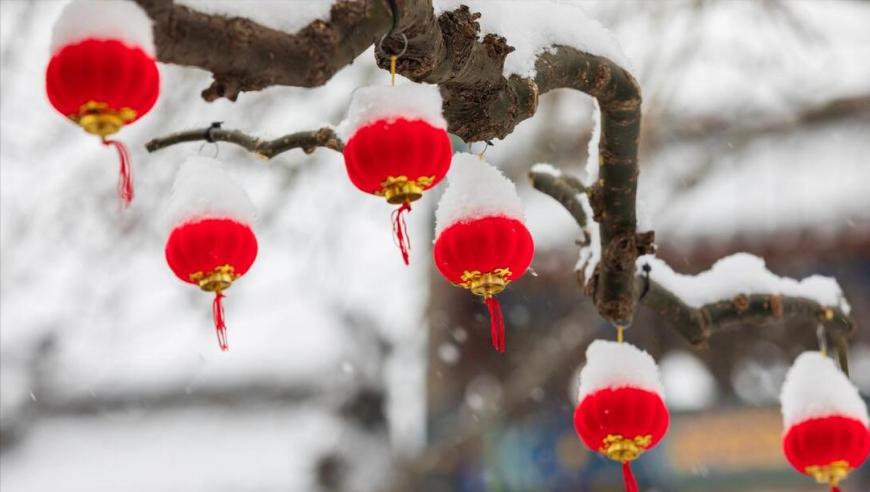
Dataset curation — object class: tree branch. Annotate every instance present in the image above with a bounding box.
[527,167,586,228]
[135,0,395,101]
[145,127,343,158]
[530,166,855,372]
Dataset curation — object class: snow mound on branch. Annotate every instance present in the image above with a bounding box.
[434,153,525,237]
[434,0,630,77]
[577,340,664,402]
[177,0,334,35]
[336,84,447,142]
[780,351,869,428]
[50,0,155,56]
[164,156,257,232]
[639,253,851,314]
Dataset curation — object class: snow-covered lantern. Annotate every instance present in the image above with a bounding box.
[340,84,453,264]
[45,0,160,206]
[433,153,534,353]
[574,341,670,492]
[164,157,258,351]
[780,352,870,492]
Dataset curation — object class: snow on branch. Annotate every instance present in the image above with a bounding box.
[530,166,855,371]
[641,254,850,315]
[145,126,343,158]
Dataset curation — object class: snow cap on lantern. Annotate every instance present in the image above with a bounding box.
[164,156,258,352]
[46,0,160,207]
[576,340,665,401]
[50,0,155,56]
[779,351,870,491]
[164,156,258,232]
[340,83,452,264]
[337,83,446,142]
[434,152,526,237]
[433,153,534,352]
[574,341,669,492]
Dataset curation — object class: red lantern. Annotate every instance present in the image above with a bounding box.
[46,0,160,206]
[164,157,258,351]
[573,341,670,492]
[341,85,452,264]
[433,154,534,352]
[780,352,870,492]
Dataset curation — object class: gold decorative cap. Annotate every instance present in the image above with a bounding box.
[190,265,239,292]
[806,460,850,487]
[377,175,434,204]
[459,268,512,298]
[600,434,652,463]
[72,101,136,138]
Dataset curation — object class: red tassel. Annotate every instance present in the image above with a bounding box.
[831,486,841,492]
[391,201,412,265]
[622,461,639,492]
[484,296,505,353]
[102,138,133,207]
[213,291,229,351]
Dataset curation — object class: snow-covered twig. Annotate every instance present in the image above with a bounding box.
[145,126,343,158]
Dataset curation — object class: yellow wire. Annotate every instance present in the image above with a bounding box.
[390,55,397,86]
[617,325,624,344]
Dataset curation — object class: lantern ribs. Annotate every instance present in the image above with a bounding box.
[145,127,343,158]
[529,168,855,374]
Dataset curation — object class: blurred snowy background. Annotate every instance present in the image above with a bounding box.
[1,1,869,492]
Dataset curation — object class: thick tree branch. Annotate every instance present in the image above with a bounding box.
[135,0,395,101]
[145,126,343,158]
[530,167,855,372]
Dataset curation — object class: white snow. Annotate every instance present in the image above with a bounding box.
[434,152,525,237]
[780,351,869,429]
[576,340,664,402]
[585,97,601,185]
[529,162,561,178]
[50,0,154,56]
[336,83,446,141]
[639,253,851,314]
[177,0,334,36]
[575,193,600,282]
[163,156,257,232]
[433,0,630,77]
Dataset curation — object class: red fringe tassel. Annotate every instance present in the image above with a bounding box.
[831,486,840,492]
[484,296,505,353]
[213,291,229,351]
[391,201,412,265]
[102,138,133,207]
[622,461,639,492]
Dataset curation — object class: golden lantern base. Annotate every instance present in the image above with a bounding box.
[190,265,239,292]
[72,101,136,138]
[459,268,512,298]
[600,434,652,462]
[377,175,435,204]
[806,460,850,487]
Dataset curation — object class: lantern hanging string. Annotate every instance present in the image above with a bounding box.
[390,55,397,86]
[102,138,133,207]
[391,201,412,265]
[485,296,505,353]
[213,291,229,351]
[817,324,828,357]
[622,462,639,492]
[617,325,624,344]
